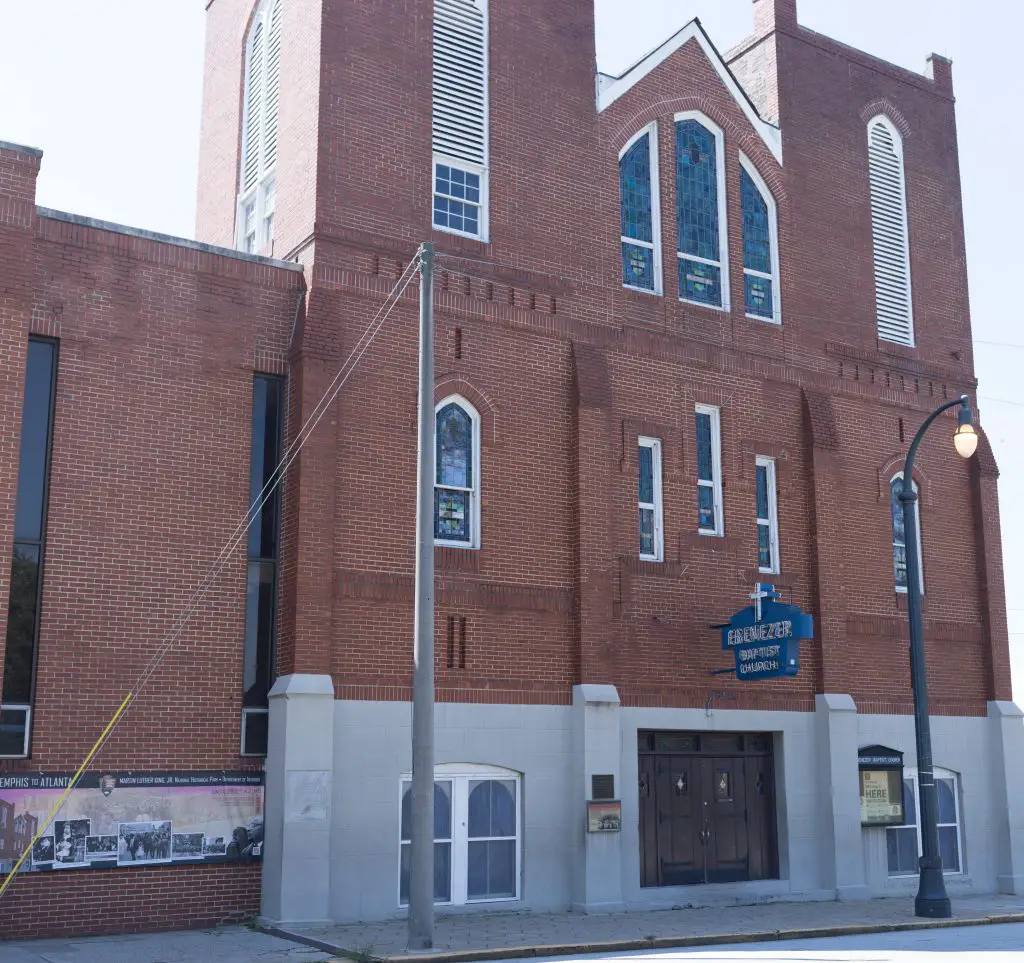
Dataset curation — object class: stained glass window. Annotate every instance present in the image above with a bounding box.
[435,401,477,545]
[756,457,778,573]
[695,406,722,535]
[676,119,723,307]
[620,133,658,292]
[740,165,777,320]
[638,438,662,560]
[890,475,922,593]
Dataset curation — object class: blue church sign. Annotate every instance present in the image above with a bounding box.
[718,584,814,680]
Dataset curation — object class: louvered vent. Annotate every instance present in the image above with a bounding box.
[263,0,282,170]
[868,120,914,346]
[433,0,487,165]
[242,18,265,193]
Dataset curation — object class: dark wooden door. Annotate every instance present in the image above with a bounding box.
[639,732,777,888]
[701,757,750,883]
[639,754,702,886]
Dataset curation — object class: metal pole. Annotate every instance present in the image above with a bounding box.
[901,396,962,919]
[408,242,436,950]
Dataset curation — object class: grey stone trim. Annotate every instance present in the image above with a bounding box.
[0,139,43,159]
[36,207,305,272]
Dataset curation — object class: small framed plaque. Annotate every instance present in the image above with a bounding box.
[587,800,621,833]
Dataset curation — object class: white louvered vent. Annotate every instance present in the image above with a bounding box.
[264,0,282,170]
[433,0,487,165]
[242,17,265,193]
[868,119,914,346]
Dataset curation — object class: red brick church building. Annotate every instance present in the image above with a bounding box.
[1,0,1021,939]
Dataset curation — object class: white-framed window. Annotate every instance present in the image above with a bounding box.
[868,116,914,346]
[399,764,521,906]
[619,124,662,295]
[886,767,963,877]
[638,437,663,561]
[0,807,7,829]
[434,396,480,548]
[890,473,923,594]
[236,0,281,254]
[755,456,779,574]
[432,0,489,241]
[675,112,729,311]
[695,404,723,536]
[739,154,781,324]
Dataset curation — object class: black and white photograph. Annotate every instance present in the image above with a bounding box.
[172,832,205,859]
[203,836,227,856]
[53,818,90,867]
[117,820,172,865]
[31,835,54,867]
[86,835,118,860]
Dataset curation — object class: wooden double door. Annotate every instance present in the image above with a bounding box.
[638,731,777,887]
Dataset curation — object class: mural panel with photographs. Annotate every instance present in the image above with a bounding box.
[0,772,263,874]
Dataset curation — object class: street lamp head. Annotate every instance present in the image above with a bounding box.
[953,398,978,459]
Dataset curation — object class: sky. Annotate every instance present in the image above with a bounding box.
[0,0,1021,696]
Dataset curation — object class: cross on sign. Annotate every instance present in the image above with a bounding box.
[748,583,780,622]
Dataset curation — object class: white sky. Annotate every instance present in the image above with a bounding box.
[0,1,1021,698]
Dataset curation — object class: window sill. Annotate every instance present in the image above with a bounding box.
[680,296,729,313]
[746,313,782,326]
[624,284,662,297]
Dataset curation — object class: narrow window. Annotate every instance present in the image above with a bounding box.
[887,768,963,877]
[1,339,58,758]
[237,0,282,253]
[400,766,520,906]
[868,117,914,345]
[638,438,663,561]
[619,126,661,294]
[755,456,779,574]
[695,405,723,536]
[435,398,480,548]
[676,114,728,310]
[241,375,284,756]
[740,156,781,323]
[890,473,923,594]
[432,0,488,240]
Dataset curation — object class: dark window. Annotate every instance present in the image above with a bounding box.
[2,339,57,757]
[241,375,283,755]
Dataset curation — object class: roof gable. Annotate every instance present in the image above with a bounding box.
[597,19,783,165]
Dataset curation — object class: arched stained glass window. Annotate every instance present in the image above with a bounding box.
[676,116,727,309]
[435,398,479,546]
[890,473,923,594]
[619,126,660,293]
[740,158,781,322]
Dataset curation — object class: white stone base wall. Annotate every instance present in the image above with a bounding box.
[259,677,1024,925]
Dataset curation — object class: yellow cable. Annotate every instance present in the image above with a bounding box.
[0,692,133,901]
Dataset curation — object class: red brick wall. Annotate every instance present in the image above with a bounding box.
[0,141,302,936]
[0,864,260,940]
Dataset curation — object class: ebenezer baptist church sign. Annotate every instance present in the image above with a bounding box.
[718,584,814,680]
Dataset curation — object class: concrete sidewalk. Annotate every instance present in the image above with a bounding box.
[272,893,1024,962]
[3,894,1024,963]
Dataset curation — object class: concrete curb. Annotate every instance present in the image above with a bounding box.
[268,913,1024,963]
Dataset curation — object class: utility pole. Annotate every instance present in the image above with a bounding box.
[408,242,436,950]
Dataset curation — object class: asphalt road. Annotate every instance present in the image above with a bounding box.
[530,922,1024,961]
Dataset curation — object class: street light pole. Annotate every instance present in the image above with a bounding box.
[899,394,977,919]
[408,242,436,950]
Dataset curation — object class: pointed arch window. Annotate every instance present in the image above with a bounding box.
[740,156,781,323]
[675,114,729,310]
[890,473,923,594]
[868,117,914,346]
[237,0,282,254]
[619,125,661,294]
[435,398,480,548]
